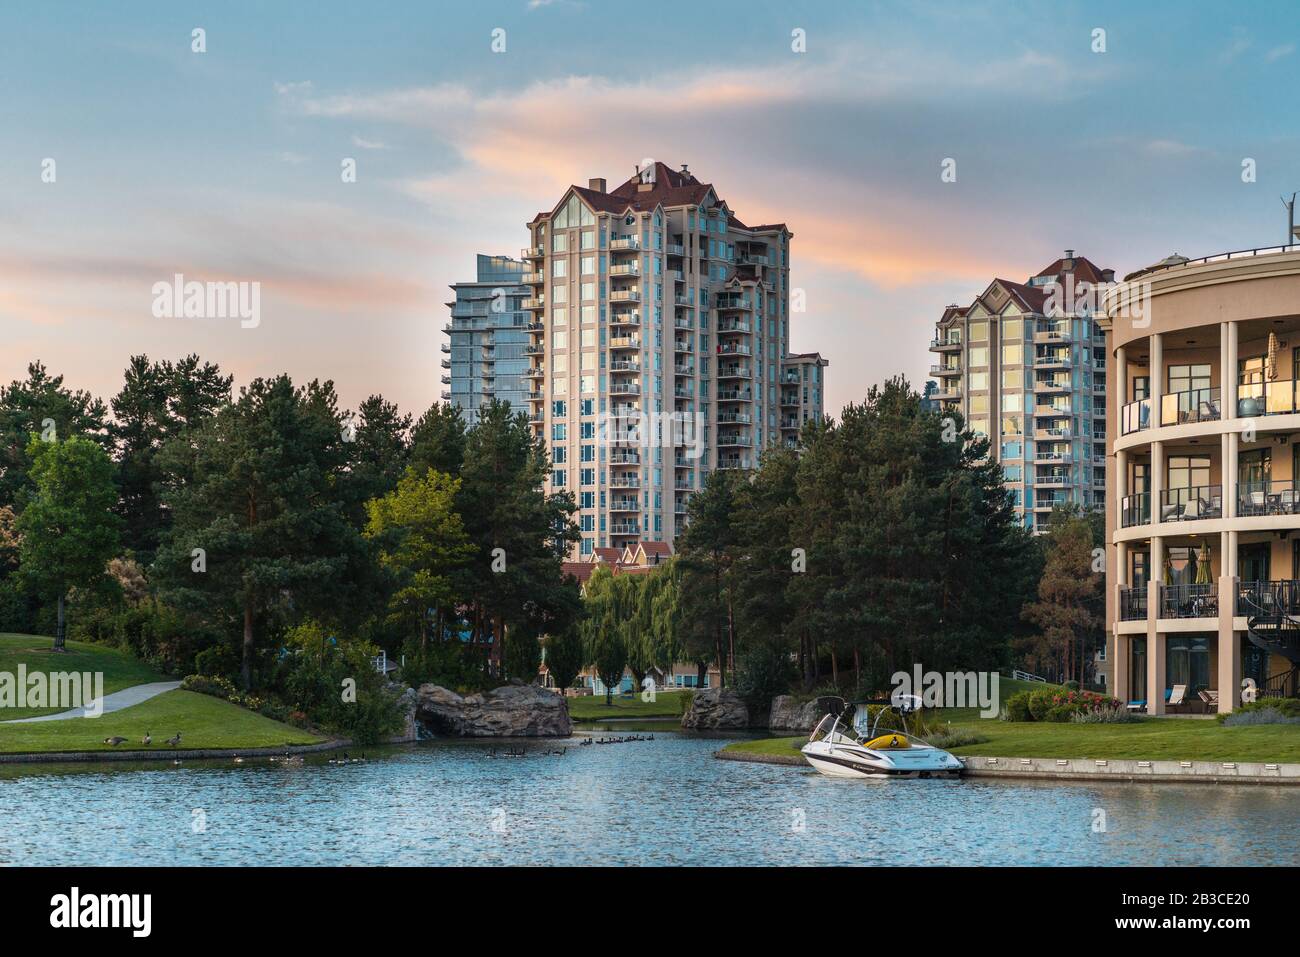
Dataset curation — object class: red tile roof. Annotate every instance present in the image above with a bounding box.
[1035,254,1109,285]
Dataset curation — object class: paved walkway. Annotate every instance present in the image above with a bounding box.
[2,681,182,723]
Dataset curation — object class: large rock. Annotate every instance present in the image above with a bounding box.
[386,686,420,743]
[680,687,749,729]
[415,683,571,737]
[768,694,840,732]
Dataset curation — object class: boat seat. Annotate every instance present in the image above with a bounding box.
[862,733,910,750]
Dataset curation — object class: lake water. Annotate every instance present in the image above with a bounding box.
[3,729,1297,866]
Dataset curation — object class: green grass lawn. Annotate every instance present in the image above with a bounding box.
[0,632,164,719]
[725,716,1300,764]
[567,689,686,720]
[0,690,324,754]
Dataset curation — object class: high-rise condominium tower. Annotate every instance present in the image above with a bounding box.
[929,251,1114,533]
[443,254,530,425]
[520,161,823,558]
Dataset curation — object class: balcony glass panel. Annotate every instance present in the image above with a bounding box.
[1238,480,1300,516]
[1119,586,1148,621]
[1159,387,1220,427]
[1121,398,1151,435]
[1237,379,1300,417]
[1159,583,1217,619]
[1159,484,1222,521]
[1121,491,1150,527]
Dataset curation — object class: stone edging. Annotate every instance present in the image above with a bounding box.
[715,747,1300,784]
[0,739,346,765]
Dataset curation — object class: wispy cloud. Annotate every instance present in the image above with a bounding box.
[351,135,390,150]
[1265,43,1295,63]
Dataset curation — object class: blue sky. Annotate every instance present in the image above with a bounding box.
[2,0,1298,417]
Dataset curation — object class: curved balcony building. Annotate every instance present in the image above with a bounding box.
[1102,245,1300,713]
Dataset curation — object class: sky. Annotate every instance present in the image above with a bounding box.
[2,0,1298,421]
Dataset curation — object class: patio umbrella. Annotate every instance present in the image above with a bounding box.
[1268,331,1280,380]
[1195,541,1212,585]
[1163,553,1174,586]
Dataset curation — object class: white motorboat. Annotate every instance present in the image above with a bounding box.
[800,696,964,779]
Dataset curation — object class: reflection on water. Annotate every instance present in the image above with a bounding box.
[1,733,1296,866]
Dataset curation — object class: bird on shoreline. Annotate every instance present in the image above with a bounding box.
[165,732,181,747]
[141,732,151,746]
[103,736,127,746]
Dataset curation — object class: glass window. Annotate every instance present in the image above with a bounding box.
[969,372,989,391]
[970,394,989,414]
[1002,369,1022,389]
[969,320,988,342]
[1167,363,1211,394]
[1002,343,1023,366]
[969,347,988,367]
[1002,317,1022,340]
[1166,455,1209,490]
[552,259,566,278]
[1003,393,1022,412]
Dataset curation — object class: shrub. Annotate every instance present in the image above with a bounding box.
[1221,707,1300,727]
[925,728,989,750]
[1070,701,1140,723]
[1217,697,1300,724]
[181,674,238,700]
[1062,679,1080,692]
[1028,689,1056,720]
[1003,691,1032,722]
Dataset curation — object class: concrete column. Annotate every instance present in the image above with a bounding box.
[1225,320,1239,421]
[1114,632,1130,704]
[1147,567,1164,715]
[1218,610,1243,715]
[1117,541,1128,587]
[1222,431,1235,519]
[1150,332,1163,427]
[1116,345,1128,406]
[1151,440,1164,525]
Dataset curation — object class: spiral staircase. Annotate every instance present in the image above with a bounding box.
[1239,581,1300,698]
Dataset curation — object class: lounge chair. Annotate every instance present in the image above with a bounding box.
[1198,689,1219,712]
[1182,498,1202,520]
[1126,699,1146,713]
[1166,684,1188,713]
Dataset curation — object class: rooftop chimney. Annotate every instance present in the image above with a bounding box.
[1064,249,1075,260]
[680,163,689,175]
[588,177,606,193]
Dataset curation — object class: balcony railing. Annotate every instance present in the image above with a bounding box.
[1119,586,1148,621]
[1159,484,1222,522]
[1160,386,1220,427]
[1121,398,1151,435]
[1160,583,1217,619]
[1120,491,1150,527]
[1238,480,1300,516]
[1237,378,1300,417]
[1238,579,1300,616]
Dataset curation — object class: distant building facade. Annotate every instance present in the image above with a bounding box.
[444,254,531,425]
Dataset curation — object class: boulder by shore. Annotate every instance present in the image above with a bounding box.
[415,683,572,737]
[680,687,749,729]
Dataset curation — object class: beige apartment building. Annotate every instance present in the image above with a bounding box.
[519,161,824,558]
[1103,245,1300,714]
[930,252,1112,534]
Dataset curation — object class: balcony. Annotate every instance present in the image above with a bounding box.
[717,366,751,379]
[440,343,451,354]
[610,522,641,535]
[1034,450,1072,464]
[718,389,753,402]
[666,243,685,256]
[716,295,752,310]
[1237,378,1300,417]
[930,337,962,352]
[1034,426,1071,441]
[611,312,640,326]
[610,336,641,350]
[610,476,641,489]
[1119,586,1148,621]
[522,245,544,259]
[673,387,694,398]
[674,318,693,331]
[718,320,751,334]
[525,366,545,378]
[717,457,752,470]
[522,272,544,284]
[610,359,639,372]
[1120,491,1151,528]
[718,344,752,357]
[1033,327,1071,344]
[1159,583,1218,619]
[718,411,751,424]
[1239,480,1300,516]
[931,364,962,377]
[1120,397,1152,435]
[717,435,751,447]
[609,450,640,464]
[610,263,640,276]
[1159,484,1223,522]
[610,289,641,302]
[523,298,545,310]
[1033,376,1072,394]
[610,499,639,512]
[609,236,640,250]
[1035,353,1071,370]
[1159,387,1221,427]
[674,364,695,376]
[673,340,692,352]
[609,381,641,395]
[1033,473,1069,488]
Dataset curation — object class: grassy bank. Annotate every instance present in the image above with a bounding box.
[0,632,164,719]
[0,690,324,754]
[724,716,1300,764]
[567,690,686,720]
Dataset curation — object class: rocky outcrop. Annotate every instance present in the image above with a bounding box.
[387,686,420,743]
[680,688,749,730]
[415,683,571,737]
[767,695,840,732]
